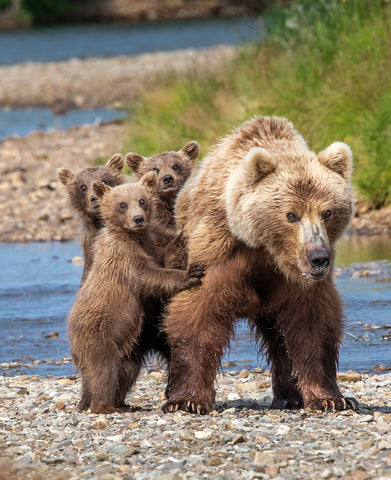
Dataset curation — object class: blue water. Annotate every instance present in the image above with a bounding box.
[0,107,127,141]
[0,17,263,65]
[0,239,390,377]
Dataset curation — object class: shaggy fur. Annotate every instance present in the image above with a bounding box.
[67,180,203,414]
[163,116,357,414]
[57,154,124,283]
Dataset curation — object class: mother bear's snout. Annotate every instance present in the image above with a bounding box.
[308,248,330,270]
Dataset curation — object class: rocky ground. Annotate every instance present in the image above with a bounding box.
[1,369,391,480]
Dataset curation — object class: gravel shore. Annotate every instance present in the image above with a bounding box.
[1,369,391,479]
[0,47,235,112]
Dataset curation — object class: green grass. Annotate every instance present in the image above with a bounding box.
[123,0,391,208]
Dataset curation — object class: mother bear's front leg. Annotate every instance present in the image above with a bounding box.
[272,278,358,411]
[162,260,258,414]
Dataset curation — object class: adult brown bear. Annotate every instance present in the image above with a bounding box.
[162,116,358,414]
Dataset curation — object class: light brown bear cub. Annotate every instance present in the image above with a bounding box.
[67,180,203,414]
[57,154,124,283]
[125,141,199,230]
[163,116,358,415]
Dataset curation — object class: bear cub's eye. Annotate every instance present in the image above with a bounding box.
[322,209,332,219]
[119,202,127,209]
[80,184,87,192]
[286,212,300,223]
[139,198,145,206]
[152,168,159,174]
[172,164,179,171]
[101,180,108,185]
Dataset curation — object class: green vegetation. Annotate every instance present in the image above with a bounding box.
[0,0,12,11]
[21,0,75,24]
[124,0,391,208]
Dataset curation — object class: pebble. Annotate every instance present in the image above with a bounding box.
[1,369,391,478]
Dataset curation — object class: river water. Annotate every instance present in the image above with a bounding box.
[0,17,263,65]
[0,238,390,377]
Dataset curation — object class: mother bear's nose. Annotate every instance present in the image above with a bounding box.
[308,248,330,270]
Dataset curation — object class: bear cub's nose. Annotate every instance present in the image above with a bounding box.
[163,175,174,185]
[308,248,330,270]
[134,215,144,225]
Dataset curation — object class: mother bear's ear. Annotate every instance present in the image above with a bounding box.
[243,147,277,184]
[318,142,353,181]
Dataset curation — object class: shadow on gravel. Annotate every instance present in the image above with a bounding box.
[215,398,269,413]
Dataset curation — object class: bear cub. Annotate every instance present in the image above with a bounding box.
[125,141,199,230]
[126,142,199,269]
[57,154,125,283]
[67,179,203,414]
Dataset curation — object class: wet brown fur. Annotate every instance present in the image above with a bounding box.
[163,116,355,413]
[57,154,125,283]
[67,181,203,414]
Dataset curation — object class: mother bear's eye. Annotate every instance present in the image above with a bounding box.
[322,209,332,219]
[286,212,300,223]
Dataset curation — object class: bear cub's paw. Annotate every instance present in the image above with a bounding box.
[162,400,209,415]
[312,396,359,412]
[183,263,205,289]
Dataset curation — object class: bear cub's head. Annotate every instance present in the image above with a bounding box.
[57,154,124,224]
[125,142,199,199]
[93,179,153,234]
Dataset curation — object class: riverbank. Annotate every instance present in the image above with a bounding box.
[1,369,391,479]
[0,46,235,111]
[0,0,263,30]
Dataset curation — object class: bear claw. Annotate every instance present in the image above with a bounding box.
[314,396,358,412]
[162,401,208,415]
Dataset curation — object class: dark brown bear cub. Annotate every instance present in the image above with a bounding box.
[125,141,199,230]
[57,154,124,283]
[67,180,203,414]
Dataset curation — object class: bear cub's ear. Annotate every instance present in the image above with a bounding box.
[106,153,124,172]
[318,142,353,181]
[93,181,111,198]
[125,152,145,174]
[243,147,277,184]
[57,168,75,186]
[140,171,158,194]
[180,141,199,163]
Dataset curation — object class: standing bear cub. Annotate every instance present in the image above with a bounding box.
[67,180,203,414]
[57,154,125,283]
[163,116,358,414]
